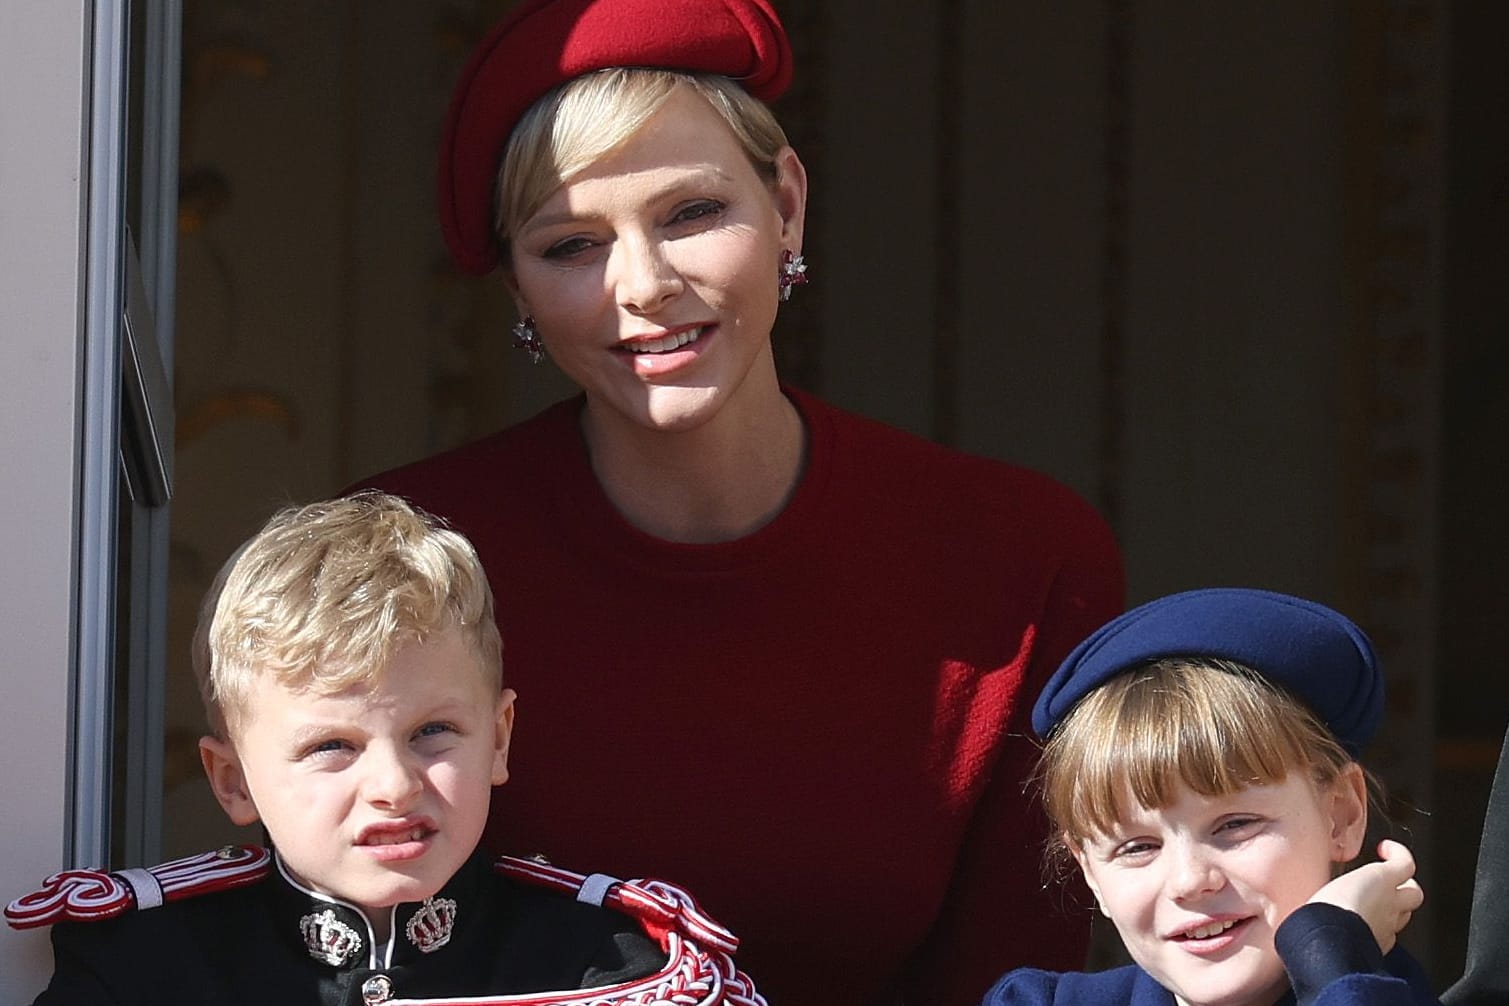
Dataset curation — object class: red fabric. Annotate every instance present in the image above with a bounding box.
[355,389,1125,1006]
[439,0,793,275]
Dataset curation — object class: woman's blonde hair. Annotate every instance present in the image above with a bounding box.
[1040,658,1360,869]
[193,491,502,738]
[494,68,789,251]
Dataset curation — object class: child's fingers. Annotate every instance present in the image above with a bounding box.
[1374,840,1417,883]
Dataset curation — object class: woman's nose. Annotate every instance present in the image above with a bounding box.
[612,235,682,314]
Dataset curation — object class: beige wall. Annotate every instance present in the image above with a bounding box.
[0,3,90,999]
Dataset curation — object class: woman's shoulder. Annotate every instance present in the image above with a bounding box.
[798,389,1094,496]
[357,396,582,495]
[982,964,1165,1006]
[795,389,1118,549]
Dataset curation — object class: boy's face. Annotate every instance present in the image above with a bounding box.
[199,626,513,923]
[1073,771,1366,1006]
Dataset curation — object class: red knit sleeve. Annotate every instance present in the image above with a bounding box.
[900,502,1125,1006]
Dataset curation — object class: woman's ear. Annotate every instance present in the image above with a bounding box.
[199,735,261,827]
[1327,762,1370,863]
[771,146,808,249]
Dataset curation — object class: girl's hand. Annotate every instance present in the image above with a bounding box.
[1306,839,1424,954]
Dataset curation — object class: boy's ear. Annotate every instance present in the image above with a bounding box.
[199,735,261,827]
[1327,762,1369,863]
[491,688,517,787]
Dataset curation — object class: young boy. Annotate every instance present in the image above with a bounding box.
[8,492,755,1005]
[984,587,1439,1006]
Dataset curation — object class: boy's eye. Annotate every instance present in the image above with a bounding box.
[303,738,352,758]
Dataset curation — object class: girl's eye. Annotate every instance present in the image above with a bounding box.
[416,722,456,740]
[1112,839,1157,859]
[1218,816,1261,832]
[670,200,725,226]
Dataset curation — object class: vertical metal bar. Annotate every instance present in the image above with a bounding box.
[120,0,181,869]
[73,0,130,870]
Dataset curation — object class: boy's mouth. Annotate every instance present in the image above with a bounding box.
[357,821,435,847]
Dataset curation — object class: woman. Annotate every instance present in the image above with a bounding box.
[359,2,1125,1004]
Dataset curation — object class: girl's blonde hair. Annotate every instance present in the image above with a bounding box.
[1040,658,1360,868]
[494,68,789,251]
[193,491,502,738]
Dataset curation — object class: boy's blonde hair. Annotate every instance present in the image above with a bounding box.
[1041,658,1358,863]
[494,68,789,251]
[193,491,502,738]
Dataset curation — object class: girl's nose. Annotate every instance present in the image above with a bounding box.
[1167,841,1225,901]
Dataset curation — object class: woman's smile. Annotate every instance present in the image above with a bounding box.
[510,83,802,437]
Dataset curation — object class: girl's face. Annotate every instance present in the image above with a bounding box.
[1073,770,1367,1006]
[508,84,805,441]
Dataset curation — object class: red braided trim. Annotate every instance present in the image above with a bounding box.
[495,857,739,954]
[387,932,767,1006]
[5,845,270,930]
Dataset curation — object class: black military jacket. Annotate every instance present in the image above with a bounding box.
[30,850,665,1005]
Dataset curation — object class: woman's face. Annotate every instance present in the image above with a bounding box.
[508,85,805,438]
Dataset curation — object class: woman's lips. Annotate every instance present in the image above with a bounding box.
[618,324,716,376]
[620,325,707,354]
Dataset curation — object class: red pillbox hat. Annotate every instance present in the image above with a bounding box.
[438,0,794,275]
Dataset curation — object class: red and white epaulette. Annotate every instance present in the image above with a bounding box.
[5,844,270,930]
[446,855,765,1006]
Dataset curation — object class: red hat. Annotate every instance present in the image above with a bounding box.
[438,0,794,276]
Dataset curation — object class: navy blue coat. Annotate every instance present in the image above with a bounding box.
[983,905,1440,1006]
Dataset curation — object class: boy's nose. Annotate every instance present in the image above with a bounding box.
[363,746,422,808]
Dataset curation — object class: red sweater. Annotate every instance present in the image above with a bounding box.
[357,389,1125,1006]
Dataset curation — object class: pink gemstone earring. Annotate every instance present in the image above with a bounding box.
[511,315,544,364]
[778,249,809,302]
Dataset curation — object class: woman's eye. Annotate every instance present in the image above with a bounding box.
[670,200,725,226]
[543,236,595,259]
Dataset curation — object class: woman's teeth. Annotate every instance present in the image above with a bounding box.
[626,327,703,354]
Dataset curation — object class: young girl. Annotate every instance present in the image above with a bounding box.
[985,587,1439,1006]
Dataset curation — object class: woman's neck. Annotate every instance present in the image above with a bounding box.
[580,383,806,544]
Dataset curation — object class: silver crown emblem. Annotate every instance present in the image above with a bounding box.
[404,896,457,954]
[299,908,364,967]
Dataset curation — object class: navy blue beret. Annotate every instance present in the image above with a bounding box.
[1032,587,1384,754]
